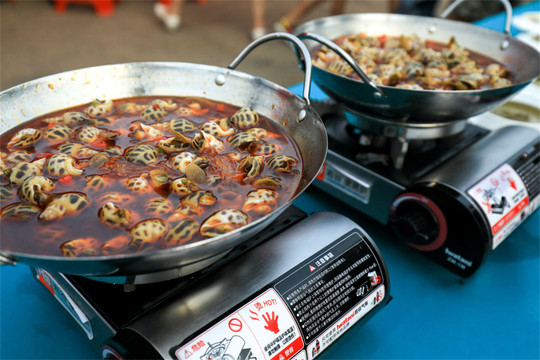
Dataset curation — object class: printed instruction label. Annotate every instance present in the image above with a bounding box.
[467,164,529,249]
[173,231,387,360]
[274,234,384,343]
[305,285,385,360]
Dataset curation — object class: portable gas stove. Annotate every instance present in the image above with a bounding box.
[311,86,540,277]
[31,207,391,360]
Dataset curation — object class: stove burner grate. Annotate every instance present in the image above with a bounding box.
[316,101,489,186]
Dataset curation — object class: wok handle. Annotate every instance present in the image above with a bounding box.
[0,252,18,266]
[440,0,512,50]
[297,32,386,99]
[225,32,312,107]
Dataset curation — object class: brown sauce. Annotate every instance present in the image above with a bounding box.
[313,33,515,90]
[0,96,302,257]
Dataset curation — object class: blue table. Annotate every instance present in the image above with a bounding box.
[1,2,539,359]
[474,0,540,35]
[1,195,538,360]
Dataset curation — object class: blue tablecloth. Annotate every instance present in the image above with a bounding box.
[1,2,539,359]
[475,0,539,35]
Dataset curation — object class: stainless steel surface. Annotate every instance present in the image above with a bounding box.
[0,253,17,266]
[346,113,467,168]
[124,211,386,358]
[228,32,313,108]
[440,0,513,49]
[419,125,540,190]
[32,269,117,346]
[0,39,328,277]
[84,251,231,285]
[298,32,386,99]
[312,150,405,224]
[294,12,540,123]
[344,110,468,139]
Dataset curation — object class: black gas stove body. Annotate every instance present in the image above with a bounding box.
[31,207,391,360]
[313,101,540,277]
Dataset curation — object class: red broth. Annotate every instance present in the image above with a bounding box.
[0,96,302,257]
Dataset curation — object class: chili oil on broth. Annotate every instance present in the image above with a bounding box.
[0,96,303,257]
[312,33,515,90]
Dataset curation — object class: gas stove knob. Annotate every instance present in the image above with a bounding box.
[391,202,439,246]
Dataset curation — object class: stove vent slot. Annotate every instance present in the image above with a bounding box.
[515,143,540,200]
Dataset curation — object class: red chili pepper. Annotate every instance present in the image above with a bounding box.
[192,108,210,116]
[90,139,107,148]
[58,175,73,184]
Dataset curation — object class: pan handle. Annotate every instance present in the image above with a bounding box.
[440,0,512,50]
[0,252,18,266]
[297,32,386,99]
[222,32,312,110]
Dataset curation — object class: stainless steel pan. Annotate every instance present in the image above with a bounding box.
[294,0,540,123]
[0,33,327,282]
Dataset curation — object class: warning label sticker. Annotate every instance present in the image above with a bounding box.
[274,233,385,345]
[306,285,385,360]
[174,289,303,360]
[467,163,529,249]
[173,230,388,360]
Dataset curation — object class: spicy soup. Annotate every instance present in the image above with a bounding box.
[0,96,302,257]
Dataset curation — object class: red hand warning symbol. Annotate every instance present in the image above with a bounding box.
[508,177,517,190]
[262,311,280,334]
